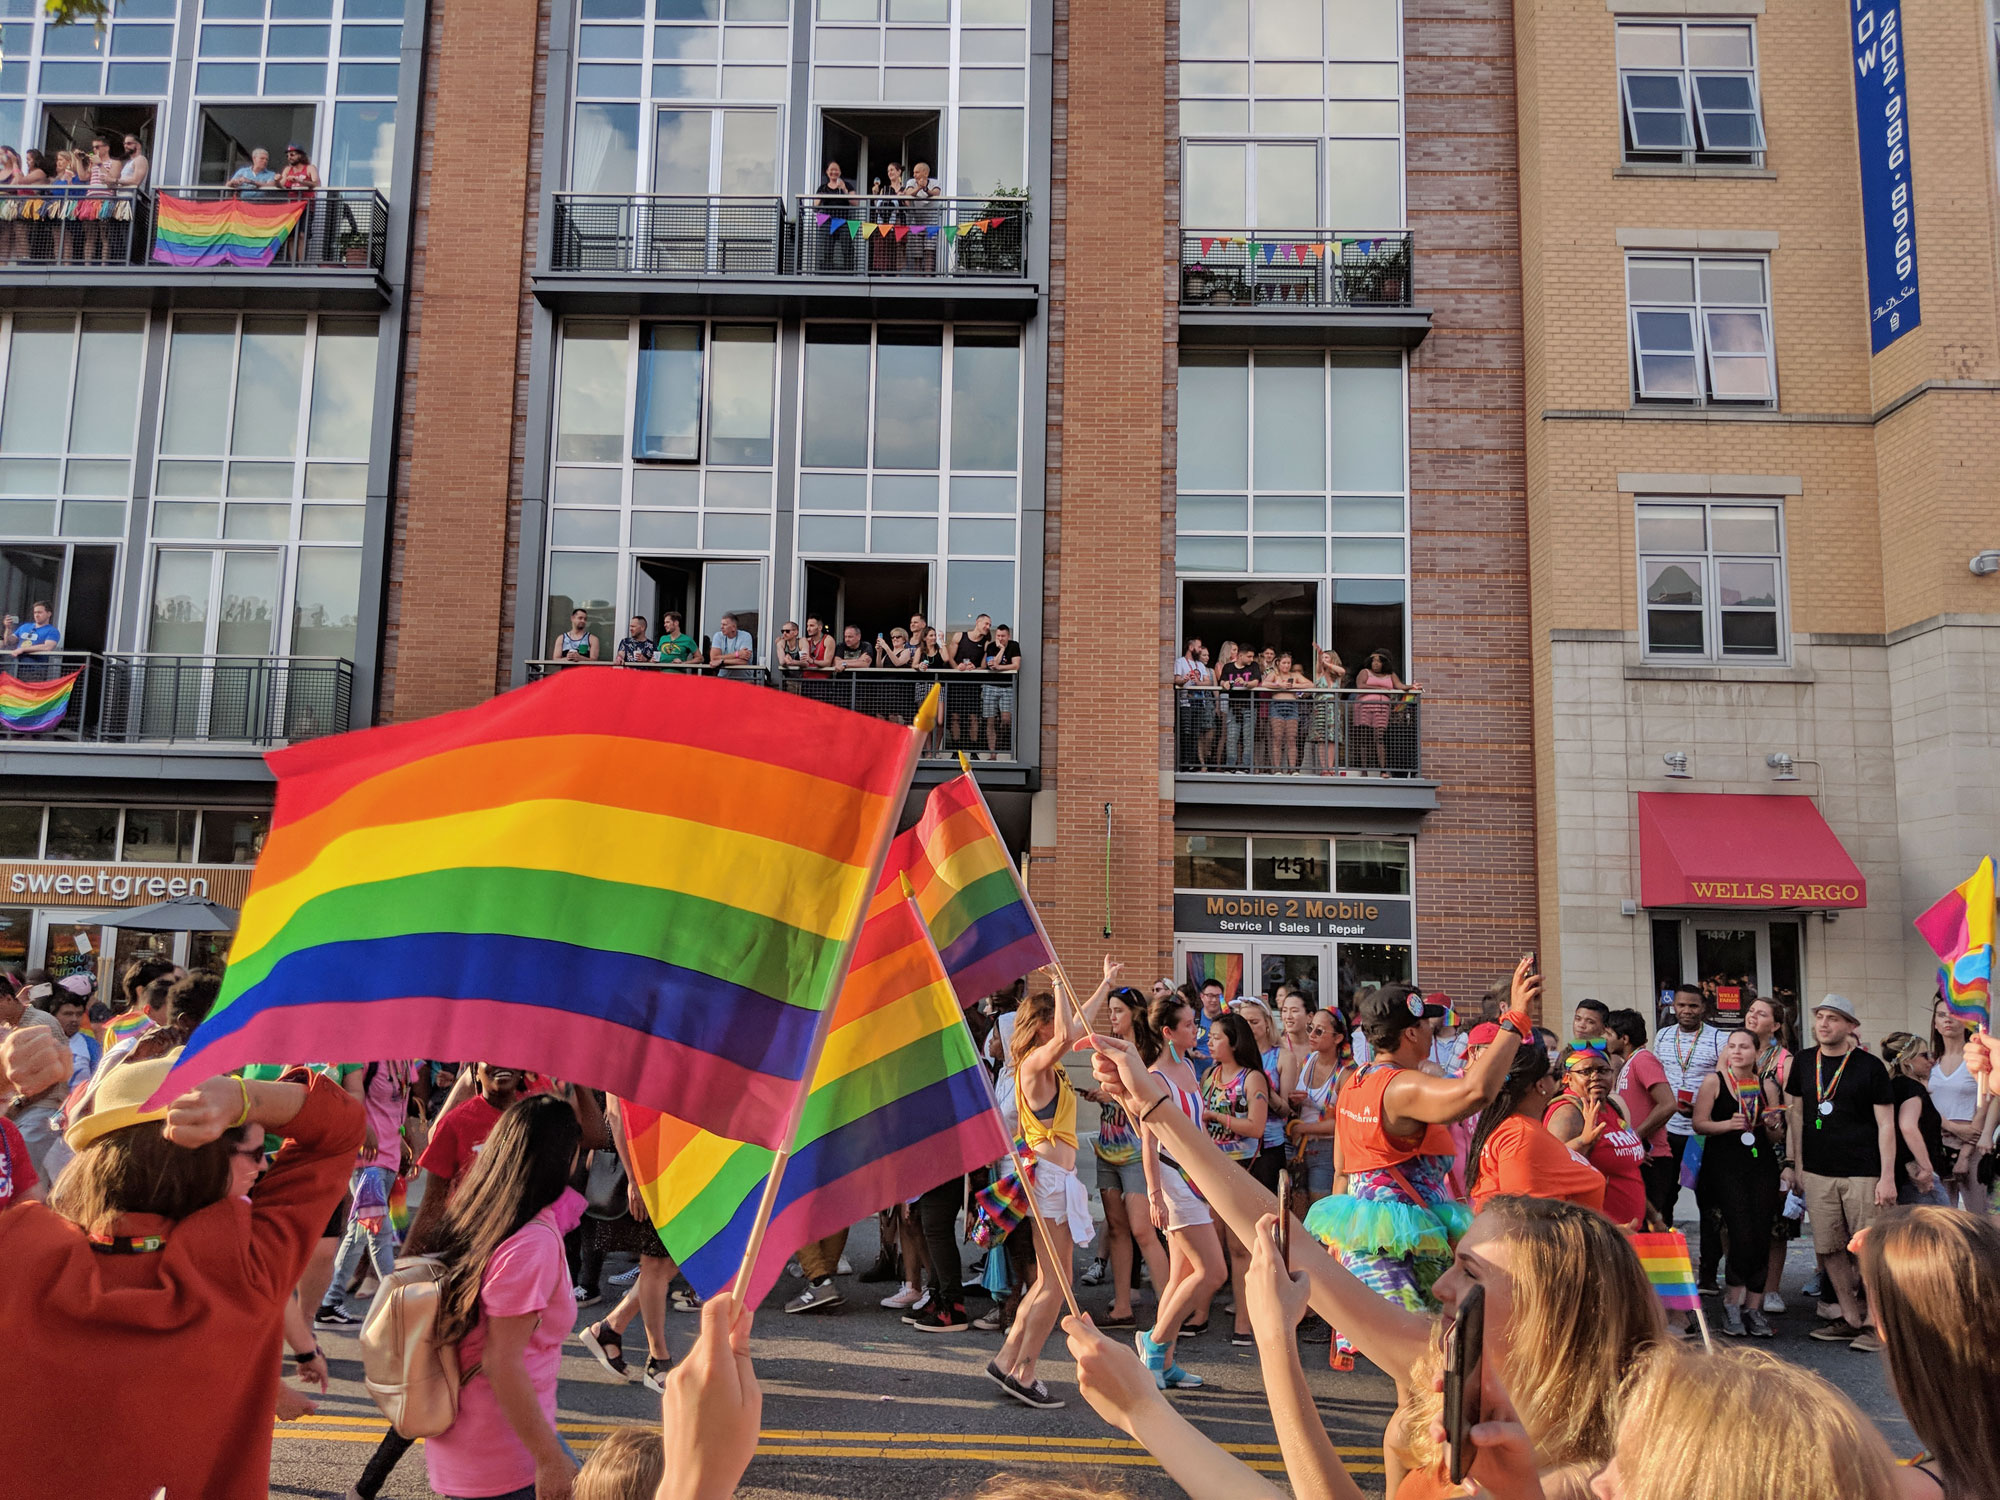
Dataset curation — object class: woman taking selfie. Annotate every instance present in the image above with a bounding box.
[1691,1028,1784,1336]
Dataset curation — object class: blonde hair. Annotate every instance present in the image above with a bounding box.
[1881,1030,1931,1080]
[1231,997,1278,1050]
[969,1480,1134,1500]
[1611,1344,1895,1500]
[1010,990,1058,1065]
[574,1428,664,1500]
[1861,1206,2000,1500]
[1403,1197,1662,1475]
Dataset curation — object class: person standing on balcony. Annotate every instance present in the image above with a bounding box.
[613,615,656,666]
[709,612,755,677]
[551,607,599,664]
[226,147,279,199]
[1263,651,1310,774]
[873,163,908,275]
[278,144,319,263]
[981,623,1020,760]
[875,625,915,669]
[80,135,119,264]
[1351,649,1412,774]
[119,133,149,190]
[815,160,854,273]
[905,161,942,273]
[655,611,696,664]
[1218,643,1257,771]
[4,600,60,681]
[832,625,872,708]
[949,613,994,752]
[1174,637,1213,770]
[1308,646,1346,774]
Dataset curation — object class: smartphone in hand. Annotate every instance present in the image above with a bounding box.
[1443,1281,1486,1485]
[1275,1169,1292,1268]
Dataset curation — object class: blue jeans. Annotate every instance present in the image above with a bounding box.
[328,1166,399,1301]
[1897,1178,1951,1206]
[1224,702,1253,768]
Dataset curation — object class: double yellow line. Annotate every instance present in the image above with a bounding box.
[272,1417,1384,1475]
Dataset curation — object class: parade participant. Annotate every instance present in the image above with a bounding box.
[989,990,1093,1409]
[1607,1007,1678,1221]
[581,1095,679,1391]
[423,1094,587,1500]
[1859,1206,2000,1500]
[1691,1028,1783,1336]
[1570,997,1610,1041]
[0,974,69,1174]
[1201,1010,1270,1344]
[1303,974,1531,1365]
[1465,1043,1606,1215]
[1653,984,1726,1287]
[1133,990,1226,1390]
[315,1058,427,1327]
[1925,995,1991,1214]
[0,1028,364,1500]
[1742,994,1800,1307]
[574,1426,665,1500]
[1081,984,1170,1329]
[1544,1042,1647,1228]
[1883,1032,1951,1206]
[1287,1007,1347,1203]
[1231,997,1294,1187]
[1785,994,1894,1349]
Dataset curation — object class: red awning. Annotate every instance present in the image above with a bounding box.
[1637,792,1867,909]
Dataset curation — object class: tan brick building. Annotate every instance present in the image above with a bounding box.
[1515,0,2000,1038]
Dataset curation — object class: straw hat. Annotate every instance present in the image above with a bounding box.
[63,1048,184,1151]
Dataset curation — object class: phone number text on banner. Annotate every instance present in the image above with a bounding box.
[1850,0,1920,354]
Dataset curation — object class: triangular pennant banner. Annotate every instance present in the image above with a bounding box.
[895,224,910,241]
[815,212,830,226]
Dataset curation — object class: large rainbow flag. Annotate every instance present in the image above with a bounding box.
[147,669,921,1147]
[1630,1230,1700,1311]
[1915,857,1995,1034]
[887,773,1053,1006]
[626,888,1010,1301]
[151,192,308,268]
[0,669,79,732]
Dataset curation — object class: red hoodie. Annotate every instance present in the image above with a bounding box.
[0,1074,364,1500]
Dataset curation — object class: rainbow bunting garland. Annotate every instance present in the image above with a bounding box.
[1914,856,1995,1033]
[885,773,1055,1007]
[1630,1230,1701,1311]
[625,888,1011,1302]
[151,192,307,268]
[146,669,918,1147]
[0,669,79,732]
[812,213,1008,240]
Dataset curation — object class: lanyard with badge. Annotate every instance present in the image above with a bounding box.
[1725,1071,1763,1155]
[1814,1048,1853,1129]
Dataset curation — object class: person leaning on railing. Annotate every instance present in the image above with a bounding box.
[904,162,942,273]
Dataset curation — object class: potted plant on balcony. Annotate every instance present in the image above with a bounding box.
[337,226,369,266]
[956,184,1027,275]
[1343,239,1410,306]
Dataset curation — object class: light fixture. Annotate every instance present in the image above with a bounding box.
[1972,550,2000,577]
[1662,751,1690,779]
[1766,752,1799,782]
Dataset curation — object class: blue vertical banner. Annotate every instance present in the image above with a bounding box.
[1850,0,1921,353]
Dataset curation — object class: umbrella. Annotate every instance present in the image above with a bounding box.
[74,894,240,932]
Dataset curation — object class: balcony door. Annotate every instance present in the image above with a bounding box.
[143,548,281,741]
[650,108,782,273]
[819,110,941,197]
[1182,140,1319,231]
[42,104,156,167]
[196,104,319,186]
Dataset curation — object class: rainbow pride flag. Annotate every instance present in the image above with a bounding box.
[1914,857,1995,1033]
[887,773,1053,1006]
[147,669,920,1147]
[1187,950,1244,1001]
[105,1008,154,1048]
[625,888,1010,1302]
[0,669,79,732]
[150,192,307,268]
[1631,1230,1700,1311]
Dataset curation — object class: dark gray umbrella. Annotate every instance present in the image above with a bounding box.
[75,893,240,932]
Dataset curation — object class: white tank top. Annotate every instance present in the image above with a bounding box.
[1929,1054,1980,1123]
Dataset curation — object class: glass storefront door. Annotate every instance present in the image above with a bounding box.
[36,915,103,986]
[1652,915,1806,1026]
[1182,947,1246,1002]
[1253,947,1323,1013]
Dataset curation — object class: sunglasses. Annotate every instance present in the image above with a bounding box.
[1566,1036,1608,1053]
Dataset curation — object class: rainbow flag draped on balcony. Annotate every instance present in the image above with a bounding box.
[151,192,307,268]
[0,669,79,732]
[1914,857,1996,1033]
[144,670,924,1147]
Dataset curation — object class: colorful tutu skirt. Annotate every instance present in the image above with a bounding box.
[1305,1152,1469,1356]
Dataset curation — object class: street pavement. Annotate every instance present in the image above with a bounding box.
[269,1218,1915,1499]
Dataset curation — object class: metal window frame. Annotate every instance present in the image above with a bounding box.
[1619,69,1693,153]
[1635,498,1789,664]
[1699,305,1774,401]
[1690,68,1766,152]
[1615,19,1765,165]
[1627,253,1776,408]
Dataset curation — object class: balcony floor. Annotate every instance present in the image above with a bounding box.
[0,265,389,311]
[531,271,1041,321]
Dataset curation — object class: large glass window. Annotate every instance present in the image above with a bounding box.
[0,312,147,543]
[1627,255,1774,406]
[147,313,376,663]
[1617,22,1764,165]
[1176,349,1408,671]
[1637,499,1785,661]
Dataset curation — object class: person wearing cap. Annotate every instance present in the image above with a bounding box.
[1784,993,1894,1350]
[0,1027,364,1499]
[1302,959,1538,1361]
[1,970,72,1176]
[48,974,99,1085]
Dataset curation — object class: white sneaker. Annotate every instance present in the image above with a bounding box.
[881,1282,923,1309]
[836,1255,854,1275]
[1762,1292,1787,1315]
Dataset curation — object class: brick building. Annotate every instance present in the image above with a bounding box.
[1515,0,2000,1038]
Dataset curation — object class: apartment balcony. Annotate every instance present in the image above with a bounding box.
[1173,686,1438,816]
[1177,229,1429,347]
[536,192,1037,321]
[0,186,390,311]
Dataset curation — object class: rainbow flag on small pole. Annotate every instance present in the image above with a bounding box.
[1914,856,1995,1036]
[148,670,934,1152]
[0,669,79,732]
[151,192,308,268]
[1631,1229,1711,1349]
[625,884,1012,1304]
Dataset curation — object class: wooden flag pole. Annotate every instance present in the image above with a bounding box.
[730,686,941,1304]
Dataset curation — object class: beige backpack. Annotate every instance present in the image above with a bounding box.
[358,1257,481,1439]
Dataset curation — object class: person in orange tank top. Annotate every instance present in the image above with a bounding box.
[1466,1043,1607,1214]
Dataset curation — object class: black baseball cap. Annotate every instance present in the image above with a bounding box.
[1356,984,1447,1036]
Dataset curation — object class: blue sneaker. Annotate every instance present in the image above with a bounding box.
[1165,1363,1204,1389]
[1134,1330,1167,1390]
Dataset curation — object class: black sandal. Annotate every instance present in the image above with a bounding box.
[580,1321,631,1381]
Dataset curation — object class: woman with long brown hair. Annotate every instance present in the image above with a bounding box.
[423,1092,587,1500]
[1862,1206,2000,1500]
[1925,995,1991,1214]
[1081,984,1171,1328]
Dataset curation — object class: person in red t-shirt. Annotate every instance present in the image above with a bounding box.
[0,1115,41,1210]
[1467,1043,1606,1215]
[1545,1043,1648,1228]
[1608,1007,1678,1219]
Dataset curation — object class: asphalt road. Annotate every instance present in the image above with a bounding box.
[268,1219,1913,1500]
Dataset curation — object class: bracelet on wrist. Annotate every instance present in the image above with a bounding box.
[294,1347,321,1365]
[230,1076,253,1129]
[1139,1093,1171,1122]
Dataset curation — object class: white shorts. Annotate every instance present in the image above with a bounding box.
[1031,1159,1097,1248]
[1156,1163,1211,1231]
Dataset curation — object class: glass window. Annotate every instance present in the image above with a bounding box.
[634,323,702,461]
[71,316,146,457]
[198,808,270,865]
[45,805,119,862]
[329,101,395,191]
[305,320,379,458]
[572,101,640,191]
[160,317,238,457]
[1178,352,1249,490]
[120,809,194,864]
[1329,355,1402,491]
[955,106,1023,196]
[1252,353,1323,490]
[292,547,361,659]
[1335,837,1409,894]
[872,327,942,471]
[802,325,872,468]
[1637,499,1785,661]
[1617,21,1765,162]
[0,317,74,454]
[557,321,630,461]
[1174,833,1248,889]
[0,804,41,859]
[232,318,308,459]
[1627,255,1773,406]
[705,325,774,466]
[949,330,1019,472]
[946,559,1012,631]
[1252,835,1330,892]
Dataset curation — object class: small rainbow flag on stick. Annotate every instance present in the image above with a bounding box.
[624,887,1013,1303]
[151,192,308,268]
[1914,857,1995,1034]
[1631,1230,1701,1311]
[0,669,79,732]
[888,772,1054,1007]
[147,670,926,1147]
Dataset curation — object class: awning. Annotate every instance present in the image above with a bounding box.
[1637,792,1867,909]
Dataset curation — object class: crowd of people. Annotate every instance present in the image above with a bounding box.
[3,942,1995,1500]
[1174,637,1421,776]
[807,158,947,275]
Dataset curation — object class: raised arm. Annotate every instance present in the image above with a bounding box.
[1244,1215,1368,1500]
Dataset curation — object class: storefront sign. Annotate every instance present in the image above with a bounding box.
[1851,0,1920,352]
[1682,880,1864,908]
[0,862,253,908]
[1174,892,1412,941]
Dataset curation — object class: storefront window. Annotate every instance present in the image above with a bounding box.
[44,806,118,862]
[119,809,194,864]
[1251,835,1329,892]
[1338,941,1411,1010]
[1335,837,1409,894]
[1184,949,1245,1000]
[198,808,269,865]
[41,921,101,984]
[0,907,26,976]
[1175,833,1248,889]
[0,804,42,859]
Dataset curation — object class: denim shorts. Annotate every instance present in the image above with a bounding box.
[1096,1149,1146,1197]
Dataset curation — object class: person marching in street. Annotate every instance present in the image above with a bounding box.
[1742,994,1801,1310]
[1882,1032,1952,1207]
[1080,980,1171,1330]
[1692,1028,1784,1337]
[1200,1010,1270,1346]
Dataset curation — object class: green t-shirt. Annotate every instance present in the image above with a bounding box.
[241,1062,362,1152]
[657,632,697,663]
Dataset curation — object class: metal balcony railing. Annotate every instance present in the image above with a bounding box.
[1175,685,1422,778]
[778,668,1019,760]
[1179,229,1414,310]
[796,194,1029,279]
[0,652,352,747]
[0,186,388,272]
[550,195,786,275]
[525,659,772,685]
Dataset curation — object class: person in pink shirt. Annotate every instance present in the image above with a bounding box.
[1609,1007,1679,1223]
[424,1094,588,1500]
